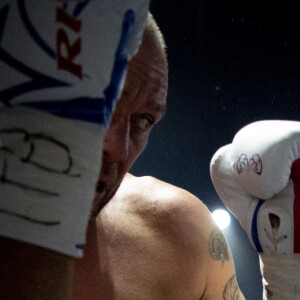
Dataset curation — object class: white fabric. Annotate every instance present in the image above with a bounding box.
[210,120,300,299]
[0,106,105,257]
[210,144,255,236]
[0,0,149,257]
[231,120,300,199]
[260,254,300,300]
[0,0,148,104]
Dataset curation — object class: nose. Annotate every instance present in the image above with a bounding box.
[103,116,130,162]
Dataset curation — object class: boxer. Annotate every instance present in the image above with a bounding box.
[73,15,245,299]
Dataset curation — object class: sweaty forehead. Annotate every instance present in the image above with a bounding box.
[121,58,168,110]
[126,55,168,88]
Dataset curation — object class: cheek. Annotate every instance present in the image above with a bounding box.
[136,134,149,155]
[128,136,149,166]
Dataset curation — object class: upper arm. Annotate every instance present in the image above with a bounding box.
[199,207,245,300]
[154,184,246,300]
[125,177,246,299]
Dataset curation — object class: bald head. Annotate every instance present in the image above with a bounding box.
[129,13,168,83]
[141,13,167,62]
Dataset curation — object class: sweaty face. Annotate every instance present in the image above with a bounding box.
[92,54,167,216]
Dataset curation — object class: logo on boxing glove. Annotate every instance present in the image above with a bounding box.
[236,153,263,175]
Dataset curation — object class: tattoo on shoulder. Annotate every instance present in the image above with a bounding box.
[223,274,242,300]
[209,228,229,264]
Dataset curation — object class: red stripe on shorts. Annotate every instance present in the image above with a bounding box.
[291,158,300,253]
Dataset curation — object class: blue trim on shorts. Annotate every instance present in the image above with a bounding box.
[75,244,85,250]
[24,97,107,124]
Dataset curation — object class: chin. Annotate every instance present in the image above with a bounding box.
[91,184,120,218]
[91,193,108,218]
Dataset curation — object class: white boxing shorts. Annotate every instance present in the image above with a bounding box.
[0,0,149,257]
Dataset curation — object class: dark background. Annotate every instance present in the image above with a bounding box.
[131,1,300,299]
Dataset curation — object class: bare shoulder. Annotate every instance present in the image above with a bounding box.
[114,173,216,245]
[117,173,209,214]
[99,174,245,299]
[120,174,245,300]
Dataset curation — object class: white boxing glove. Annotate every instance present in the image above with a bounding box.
[210,120,300,300]
[0,0,149,258]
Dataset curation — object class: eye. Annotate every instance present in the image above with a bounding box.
[131,115,154,132]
